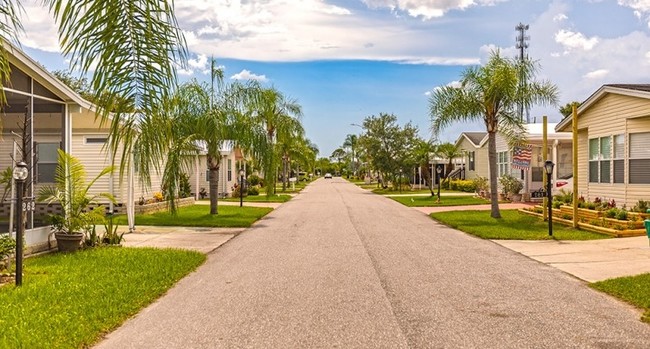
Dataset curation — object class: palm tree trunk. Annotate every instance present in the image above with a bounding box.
[207,155,220,215]
[487,131,501,218]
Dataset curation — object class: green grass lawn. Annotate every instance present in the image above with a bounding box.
[431,209,611,240]
[113,204,273,228]
[220,194,292,203]
[391,195,490,207]
[0,247,205,348]
[591,273,650,323]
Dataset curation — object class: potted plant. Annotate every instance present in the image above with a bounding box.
[499,174,524,202]
[38,149,115,252]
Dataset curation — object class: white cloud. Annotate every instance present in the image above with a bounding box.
[553,13,568,22]
[18,0,60,53]
[583,69,609,79]
[230,69,268,82]
[360,0,507,19]
[554,29,599,51]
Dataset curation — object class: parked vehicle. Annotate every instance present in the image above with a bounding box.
[324,173,332,179]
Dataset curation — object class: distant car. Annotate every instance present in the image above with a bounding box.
[324,173,332,179]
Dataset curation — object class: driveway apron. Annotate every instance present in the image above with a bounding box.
[97,178,650,348]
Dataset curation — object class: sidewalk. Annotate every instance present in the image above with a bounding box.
[120,226,243,254]
[414,202,650,282]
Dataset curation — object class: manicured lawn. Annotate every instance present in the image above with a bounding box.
[391,195,489,207]
[113,204,273,228]
[591,273,650,323]
[372,187,433,195]
[0,247,205,348]
[220,194,292,203]
[431,209,611,240]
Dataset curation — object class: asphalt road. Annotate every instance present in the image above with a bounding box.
[97,178,650,348]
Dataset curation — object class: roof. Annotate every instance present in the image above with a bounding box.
[455,132,488,148]
[556,84,650,131]
[524,123,572,141]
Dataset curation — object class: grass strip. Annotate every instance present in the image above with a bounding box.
[431,209,611,240]
[220,194,292,203]
[0,247,205,348]
[391,195,489,207]
[114,204,273,228]
[591,273,650,323]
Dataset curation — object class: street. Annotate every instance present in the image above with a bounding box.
[97,178,650,348]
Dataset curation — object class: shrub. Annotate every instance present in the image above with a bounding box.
[231,186,247,198]
[605,208,618,219]
[616,209,628,221]
[0,234,16,261]
[179,173,192,198]
[472,176,489,193]
[199,187,207,199]
[585,202,597,210]
[633,200,649,213]
[499,174,523,196]
[552,200,562,209]
[449,179,476,193]
[556,189,573,204]
[153,192,164,202]
[247,174,262,187]
[247,186,260,196]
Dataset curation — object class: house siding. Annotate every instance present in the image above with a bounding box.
[577,93,650,206]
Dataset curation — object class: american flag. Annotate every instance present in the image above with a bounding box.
[512,144,532,170]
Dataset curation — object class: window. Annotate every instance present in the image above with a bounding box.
[589,136,611,183]
[468,151,475,171]
[613,134,624,184]
[630,132,650,184]
[227,159,232,182]
[497,151,509,177]
[36,143,59,183]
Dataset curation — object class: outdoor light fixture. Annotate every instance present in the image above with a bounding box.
[436,164,443,203]
[239,169,245,207]
[544,160,555,236]
[13,161,28,286]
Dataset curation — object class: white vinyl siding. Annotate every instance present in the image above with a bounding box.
[629,132,650,184]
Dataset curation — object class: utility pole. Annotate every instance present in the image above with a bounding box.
[515,23,530,123]
[516,23,531,201]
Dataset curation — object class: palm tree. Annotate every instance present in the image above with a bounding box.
[342,134,358,176]
[247,87,303,196]
[429,51,558,218]
[435,142,463,179]
[411,139,437,196]
[330,148,346,175]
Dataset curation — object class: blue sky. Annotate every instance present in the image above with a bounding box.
[18,0,650,157]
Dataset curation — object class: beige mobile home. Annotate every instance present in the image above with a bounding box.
[555,84,650,208]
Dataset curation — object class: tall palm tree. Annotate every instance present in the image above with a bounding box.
[429,51,558,218]
[275,122,306,191]
[342,134,358,176]
[330,147,346,175]
[247,87,303,196]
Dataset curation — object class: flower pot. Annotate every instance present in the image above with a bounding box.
[55,232,84,252]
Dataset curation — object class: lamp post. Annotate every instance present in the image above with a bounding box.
[544,160,555,236]
[13,161,28,286]
[239,169,245,207]
[436,164,442,203]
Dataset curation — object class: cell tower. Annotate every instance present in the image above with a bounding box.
[515,23,530,123]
